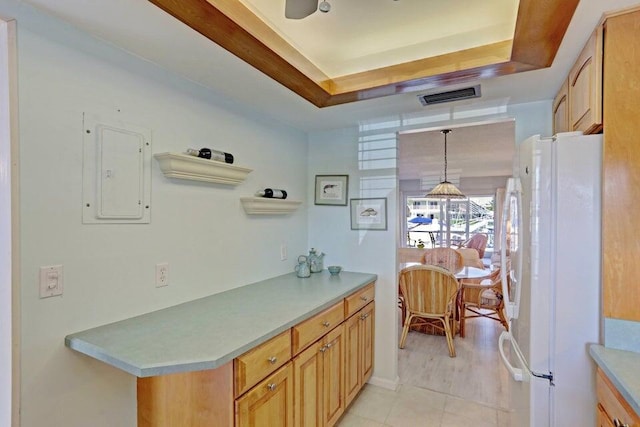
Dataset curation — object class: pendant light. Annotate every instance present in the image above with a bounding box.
[426,129,466,199]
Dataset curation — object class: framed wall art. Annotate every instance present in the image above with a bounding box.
[350,198,387,230]
[314,175,348,206]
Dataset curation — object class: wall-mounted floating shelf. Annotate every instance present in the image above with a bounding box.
[154,152,252,185]
[240,197,301,215]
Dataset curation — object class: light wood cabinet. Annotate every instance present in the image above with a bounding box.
[293,325,346,427]
[568,25,603,134]
[345,283,374,317]
[234,329,292,397]
[293,301,344,355]
[345,302,375,407]
[602,8,640,322]
[138,282,375,426]
[236,363,295,427]
[596,368,640,427]
[552,79,569,135]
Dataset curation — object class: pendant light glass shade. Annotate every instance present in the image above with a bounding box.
[426,129,466,199]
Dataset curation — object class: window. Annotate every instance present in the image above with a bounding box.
[404,194,495,257]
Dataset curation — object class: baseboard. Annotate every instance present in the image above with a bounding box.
[366,375,400,391]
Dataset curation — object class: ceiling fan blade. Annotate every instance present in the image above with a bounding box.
[285,0,317,19]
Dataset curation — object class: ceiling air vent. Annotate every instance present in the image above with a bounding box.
[418,85,481,106]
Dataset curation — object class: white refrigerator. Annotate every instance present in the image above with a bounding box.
[498,132,602,427]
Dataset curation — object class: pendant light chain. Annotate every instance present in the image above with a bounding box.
[443,130,448,182]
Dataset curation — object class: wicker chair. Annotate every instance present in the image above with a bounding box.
[456,248,485,269]
[456,233,489,259]
[399,265,459,357]
[421,247,463,273]
[458,268,508,338]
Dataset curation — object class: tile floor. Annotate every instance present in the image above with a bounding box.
[337,316,512,426]
[337,383,510,427]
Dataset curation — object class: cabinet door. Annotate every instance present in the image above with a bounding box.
[602,9,640,322]
[236,363,294,427]
[293,341,323,427]
[344,313,361,407]
[597,404,615,427]
[568,25,603,134]
[552,79,569,135]
[360,302,375,384]
[322,326,345,427]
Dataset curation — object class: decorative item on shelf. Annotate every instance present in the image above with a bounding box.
[295,255,311,278]
[308,248,325,273]
[256,188,288,199]
[328,266,342,275]
[185,147,234,164]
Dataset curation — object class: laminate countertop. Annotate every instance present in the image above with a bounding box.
[590,344,640,417]
[65,271,377,378]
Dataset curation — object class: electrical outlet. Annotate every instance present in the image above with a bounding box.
[39,265,63,298]
[280,243,287,261]
[156,263,169,287]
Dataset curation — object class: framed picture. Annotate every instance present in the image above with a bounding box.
[350,198,387,230]
[315,175,349,206]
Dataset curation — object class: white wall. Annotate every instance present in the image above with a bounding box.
[3,2,309,426]
[307,100,551,390]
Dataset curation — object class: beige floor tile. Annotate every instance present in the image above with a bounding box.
[444,395,498,425]
[440,411,498,427]
[336,412,389,427]
[497,409,512,427]
[385,395,443,427]
[346,384,397,423]
[396,384,446,411]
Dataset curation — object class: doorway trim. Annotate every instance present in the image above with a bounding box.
[0,15,20,427]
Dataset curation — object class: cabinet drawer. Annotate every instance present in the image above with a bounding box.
[234,329,292,397]
[345,283,375,318]
[597,368,640,427]
[293,301,344,355]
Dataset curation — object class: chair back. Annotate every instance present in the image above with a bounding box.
[456,248,485,269]
[399,265,459,316]
[421,248,463,273]
[461,233,488,259]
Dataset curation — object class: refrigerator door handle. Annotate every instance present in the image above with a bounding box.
[499,331,555,385]
[498,331,524,382]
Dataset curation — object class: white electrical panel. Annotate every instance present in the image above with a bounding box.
[82,113,151,224]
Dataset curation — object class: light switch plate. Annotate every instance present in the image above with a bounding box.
[39,265,63,298]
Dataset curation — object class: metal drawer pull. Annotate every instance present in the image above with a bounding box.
[326,342,332,348]
[322,321,331,327]
[267,356,277,364]
[319,346,327,353]
[267,383,277,391]
[613,419,629,427]
[360,296,369,301]
[360,313,369,320]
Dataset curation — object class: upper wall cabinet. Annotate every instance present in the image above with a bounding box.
[552,79,569,135]
[602,8,640,322]
[568,26,603,134]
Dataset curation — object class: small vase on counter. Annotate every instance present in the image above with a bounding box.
[295,255,311,278]
[308,248,325,273]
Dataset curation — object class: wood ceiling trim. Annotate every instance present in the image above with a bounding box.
[148,0,575,108]
[329,40,513,94]
[511,0,580,67]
